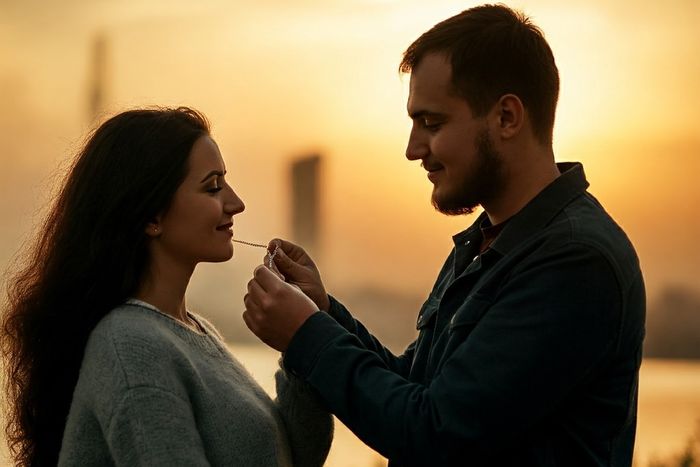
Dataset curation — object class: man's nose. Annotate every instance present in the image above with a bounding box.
[405,127,429,161]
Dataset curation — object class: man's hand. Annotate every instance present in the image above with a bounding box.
[243,265,319,352]
[267,238,330,312]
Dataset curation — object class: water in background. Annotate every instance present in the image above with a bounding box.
[1,348,698,466]
[233,346,700,467]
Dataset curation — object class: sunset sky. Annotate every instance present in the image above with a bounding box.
[1,0,698,316]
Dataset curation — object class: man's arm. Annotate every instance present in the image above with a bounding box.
[324,295,416,376]
[259,242,627,465]
[255,239,415,375]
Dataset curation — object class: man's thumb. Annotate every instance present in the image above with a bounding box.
[272,248,297,275]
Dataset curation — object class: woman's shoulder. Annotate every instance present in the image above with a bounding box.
[83,303,206,388]
[91,302,177,349]
[70,304,207,428]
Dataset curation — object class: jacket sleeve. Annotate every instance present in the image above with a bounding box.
[105,386,211,467]
[274,361,333,467]
[325,295,416,377]
[283,242,625,466]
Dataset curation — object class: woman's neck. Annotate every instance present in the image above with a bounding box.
[136,255,194,325]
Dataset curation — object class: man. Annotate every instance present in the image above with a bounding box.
[243,4,645,466]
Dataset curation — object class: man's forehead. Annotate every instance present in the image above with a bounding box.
[410,53,452,87]
[407,53,456,113]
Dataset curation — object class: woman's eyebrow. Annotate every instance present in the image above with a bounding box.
[200,170,225,183]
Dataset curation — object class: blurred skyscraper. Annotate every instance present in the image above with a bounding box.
[88,34,108,122]
[290,155,321,259]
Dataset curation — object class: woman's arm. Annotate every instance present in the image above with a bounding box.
[275,360,333,467]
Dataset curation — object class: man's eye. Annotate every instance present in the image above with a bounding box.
[423,119,441,130]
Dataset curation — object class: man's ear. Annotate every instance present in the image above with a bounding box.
[493,93,525,140]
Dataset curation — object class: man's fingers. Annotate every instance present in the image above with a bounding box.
[262,252,285,279]
[270,238,294,254]
[270,238,308,263]
[242,310,257,333]
[245,280,265,307]
[271,247,298,275]
[253,264,283,291]
[243,310,264,342]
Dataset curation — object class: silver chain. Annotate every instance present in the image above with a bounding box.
[232,239,268,248]
[232,239,279,269]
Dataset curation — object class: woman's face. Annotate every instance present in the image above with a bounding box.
[152,135,245,267]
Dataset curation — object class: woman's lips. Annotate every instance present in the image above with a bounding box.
[216,223,233,235]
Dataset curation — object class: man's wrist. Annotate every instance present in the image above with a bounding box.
[319,294,331,312]
[284,311,345,378]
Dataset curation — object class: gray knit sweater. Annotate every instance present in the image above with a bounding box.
[58,301,333,466]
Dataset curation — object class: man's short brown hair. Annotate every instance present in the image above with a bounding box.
[400,4,560,146]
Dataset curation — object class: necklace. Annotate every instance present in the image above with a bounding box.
[232,239,279,268]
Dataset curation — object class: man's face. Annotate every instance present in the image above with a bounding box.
[406,53,504,215]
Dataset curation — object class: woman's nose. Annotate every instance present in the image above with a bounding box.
[224,186,245,215]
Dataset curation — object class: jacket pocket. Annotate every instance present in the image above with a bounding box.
[448,295,492,331]
[416,296,440,330]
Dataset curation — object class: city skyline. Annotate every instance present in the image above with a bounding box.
[1,0,698,308]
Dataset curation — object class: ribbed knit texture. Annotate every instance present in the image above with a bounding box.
[58,302,332,466]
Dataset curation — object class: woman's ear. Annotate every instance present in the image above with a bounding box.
[145,219,162,238]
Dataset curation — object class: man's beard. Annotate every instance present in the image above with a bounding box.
[432,129,505,216]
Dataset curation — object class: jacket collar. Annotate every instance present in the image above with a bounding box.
[453,162,589,254]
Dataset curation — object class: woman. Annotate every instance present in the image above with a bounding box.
[1,107,332,466]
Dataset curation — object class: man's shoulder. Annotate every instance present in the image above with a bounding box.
[546,192,641,279]
[560,193,634,246]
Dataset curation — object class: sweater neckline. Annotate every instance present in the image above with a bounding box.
[125,298,208,336]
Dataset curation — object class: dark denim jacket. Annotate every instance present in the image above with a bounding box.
[285,162,646,467]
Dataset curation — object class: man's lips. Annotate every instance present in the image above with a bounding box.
[422,161,444,183]
[421,160,444,173]
[427,169,443,183]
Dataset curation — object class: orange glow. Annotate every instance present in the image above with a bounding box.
[1,0,698,298]
[2,1,700,465]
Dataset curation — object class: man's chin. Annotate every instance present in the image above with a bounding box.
[431,193,477,216]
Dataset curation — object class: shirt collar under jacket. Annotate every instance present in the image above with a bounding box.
[452,161,589,257]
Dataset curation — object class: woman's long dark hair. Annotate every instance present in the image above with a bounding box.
[1,107,210,466]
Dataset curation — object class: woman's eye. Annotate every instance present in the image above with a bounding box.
[207,186,223,194]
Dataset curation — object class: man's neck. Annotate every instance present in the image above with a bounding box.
[484,158,560,225]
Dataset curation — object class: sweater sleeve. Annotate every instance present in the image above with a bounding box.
[106,386,211,467]
[274,360,333,467]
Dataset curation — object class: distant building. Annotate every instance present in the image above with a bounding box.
[290,155,321,258]
[88,33,108,122]
[645,286,700,359]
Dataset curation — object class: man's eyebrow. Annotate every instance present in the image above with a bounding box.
[408,110,444,120]
[200,170,225,183]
